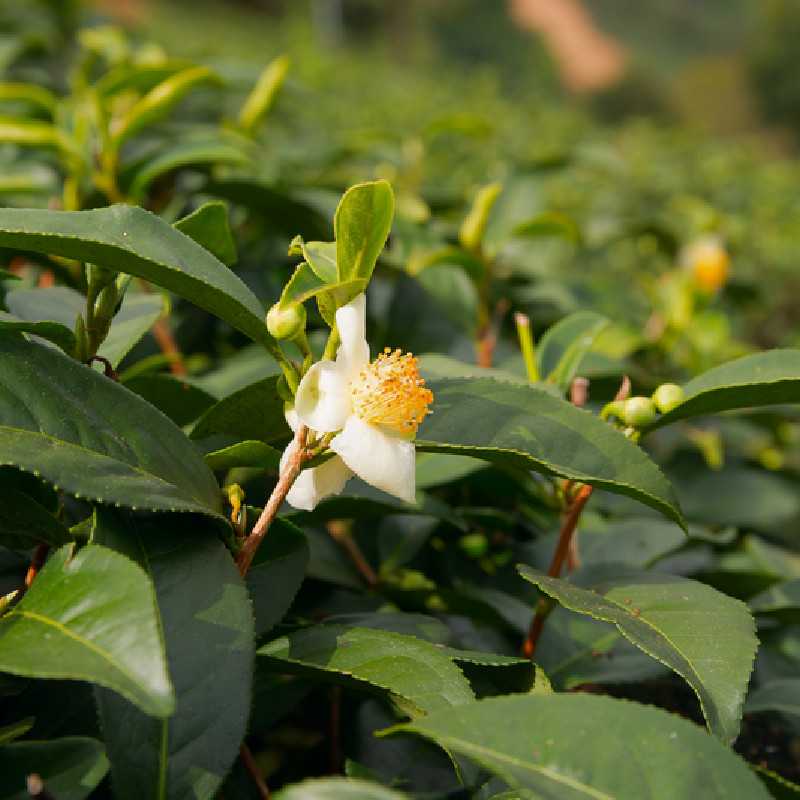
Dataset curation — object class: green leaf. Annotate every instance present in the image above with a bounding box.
[0,737,109,800]
[173,200,238,266]
[258,625,474,717]
[513,210,581,243]
[127,142,250,204]
[0,116,79,161]
[414,452,485,489]
[191,375,289,444]
[0,205,273,348]
[517,566,757,742]
[0,334,223,518]
[5,285,164,367]
[279,260,366,310]
[110,65,220,150]
[0,717,34,745]
[247,517,308,636]
[0,543,174,717]
[274,778,409,799]
[0,82,57,115]
[417,377,684,527]
[123,373,216,426]
[0,310,75,353]
[745,679,800,719]
[335,180,394,284]
[385,694,771,799]
[647,350,800,431]
[94,510,254,800]
[239,54,290,133]
[301,240,337,282]
[750,579,800,621]
[205,440,282,472]
[0,486,70,550]
[536,311,610,392]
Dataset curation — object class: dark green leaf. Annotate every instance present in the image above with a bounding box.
[518,566,757,741]
[0,543,174,717]
[258,625,474,717]
[191,375,288,444]
[247,517,308,636]
[0,310,75,353]
[173,200,238,267]
[648,350,800,431]
[417,377,684,527]
[0,487,70,550]
[0,334,223,518]
[0,737,108,800]
[205,440,282,472]
[123,374,216,426]
[745,679,800,719]
[94,509,254,800]
[0,205,273,348]
[385,694,771,799]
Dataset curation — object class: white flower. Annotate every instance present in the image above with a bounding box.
[284,293,433,511]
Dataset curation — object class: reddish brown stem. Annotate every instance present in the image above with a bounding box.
[236,426,309,576]
[522,483,593,659]
[151,317,187,377]
[239,744,271,799]
[476,298,510,368]
[25,544,50,589]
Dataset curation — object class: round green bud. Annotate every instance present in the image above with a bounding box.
[651,383,685,414]
[459,532,489,559]
[266,302,307,341]
[622,396,658,428]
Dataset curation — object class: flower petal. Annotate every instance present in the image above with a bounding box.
[285,454,353,511]
[335,293,369,377]
[294,360,351,433]
[330,415,416,504]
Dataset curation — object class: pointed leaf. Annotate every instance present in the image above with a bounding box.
[335,180,394,284]
[239,54,290,133]
[417,377,684,527]
[386,694,771,799]
[536,311,610,392]
[0,737,108,800]
[275,778,409,800]
[0,334,223,519]
[518,566,757,742]
[0,487,70,551]
[258,625,474,716]
[94,510,254,800]
[173,200,238,266]
[0,311,75,353]
[204,440,282,472]
[647,349,800,431]
[0,543,174,717]
[0,205,273,348]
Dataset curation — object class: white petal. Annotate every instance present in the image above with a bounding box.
[335,293,369,377]
[285,455,353,511]
[284,406,300,433]
[330,415,416,504]
[294,360,351,433]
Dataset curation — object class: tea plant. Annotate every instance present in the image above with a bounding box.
[1,6,800,800]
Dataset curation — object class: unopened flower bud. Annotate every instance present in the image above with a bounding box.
[459,532,489,559]
[266,302,306,341]
[652,383,684,414]
[622,396,658,428]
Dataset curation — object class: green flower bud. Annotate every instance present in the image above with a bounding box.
[652,383,685,414]
[459,181,502,252]
[459,532,489,559]
[266,302,307,341]
[622,396,658,428]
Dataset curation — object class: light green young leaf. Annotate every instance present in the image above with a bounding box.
[0,205,273,348]
[646,349,800,431]
[385,694,771,799]
[335,180,394,284]
[0,82,57,115]
[0,334,224,519]
[0,543,174,717]
[239,54,290,133]
[517,566,757,742]
[275,778,409,800]
[417,377,684,527]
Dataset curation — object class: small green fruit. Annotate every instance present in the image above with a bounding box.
[622,396,658,427]
[266,302,307,341]
[652,383,685,414]
[459,532,489,559]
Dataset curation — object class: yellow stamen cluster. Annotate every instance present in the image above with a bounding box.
[351,348,433,434]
